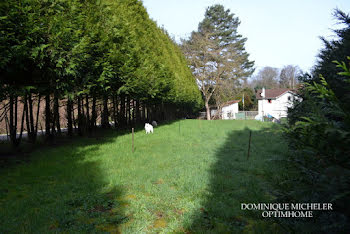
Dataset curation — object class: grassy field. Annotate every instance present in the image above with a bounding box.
[0,120,290,233]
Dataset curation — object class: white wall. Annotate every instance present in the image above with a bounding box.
[258,92,297,119]
[222,103,239,119]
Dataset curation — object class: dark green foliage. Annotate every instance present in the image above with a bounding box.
[284,62,350,232]
[283,9,350,232]
[0,0,202,147]
[313,9,350,111]
[198,4,254,78]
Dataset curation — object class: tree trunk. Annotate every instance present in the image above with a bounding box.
[145,104,149,122]
[9,95,16,146]
[51,96,56,136]
[14,96,18,137]
[126,96,130,126]
[141,102,145,122]
[5,114,9,141]
[132,99,135,126]
[77,96,83,136]
[17,96,26,146]
[91,95,97,129]
[161,102,165,121]
[54,94,61,135]
[85,95,91,133]
[34,95,41,140]
[136,100,140,124]
[148,104,152,121]
[112,94,117,128]
[102,94,109,128]
[25,94,30,138]
[118,94,126,128]
[9,95,25,148]
[28,93,36,143]
[205,101,211,120]
[45,94,51,137]
[67,97,73,137]
[72,100,76,130]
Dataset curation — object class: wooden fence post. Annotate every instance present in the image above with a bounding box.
[247,130,252,159]
[132,128,134,153]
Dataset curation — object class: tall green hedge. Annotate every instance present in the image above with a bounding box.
[0,0,202,146]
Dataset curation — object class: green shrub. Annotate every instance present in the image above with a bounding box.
[283,59,350,233]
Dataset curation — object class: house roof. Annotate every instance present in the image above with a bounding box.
[256,88,294,100]
[209,100,240,109]
[222,100,240,107]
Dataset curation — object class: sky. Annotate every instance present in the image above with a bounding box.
[142,0,350,73]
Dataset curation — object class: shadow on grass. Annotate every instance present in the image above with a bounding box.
[0,119,180,157]
[187,124,291,233]
[0,119,182,232]
[0,129,132,233]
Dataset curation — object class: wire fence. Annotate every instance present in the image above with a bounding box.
[235,111,258,120]
[198,111,259,120]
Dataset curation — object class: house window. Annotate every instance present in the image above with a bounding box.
[268,99,272,103]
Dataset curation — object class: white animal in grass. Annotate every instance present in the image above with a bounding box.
[144,123,154,134]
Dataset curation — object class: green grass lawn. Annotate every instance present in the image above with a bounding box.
[0,120,290,233]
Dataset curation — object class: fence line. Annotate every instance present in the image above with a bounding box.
[235,111,258,120]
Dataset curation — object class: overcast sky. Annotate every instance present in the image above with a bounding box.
[142,0,350,73]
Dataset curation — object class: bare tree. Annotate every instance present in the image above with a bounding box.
[251,66,279,89]
[182,32,215,120]
[279,65,301,89]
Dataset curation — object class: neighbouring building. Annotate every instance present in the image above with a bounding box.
[210,100,240,119]
[256,88,299,119]
[222,100,240,119]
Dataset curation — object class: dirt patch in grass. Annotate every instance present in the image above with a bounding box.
[153,178,164,185]
[148,211,167,229]
[174,208,185,216]
[89,205,111,213]
[124,194,136,200]
[96,224,121,233]
[155,211,164,218]
[153,218,167,228]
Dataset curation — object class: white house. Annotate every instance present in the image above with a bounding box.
[209,100,240,119]
[256,88,298,119]
[221,100,240,119]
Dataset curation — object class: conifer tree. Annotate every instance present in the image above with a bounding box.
[182,4,254,120]
[0,0,202,147]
